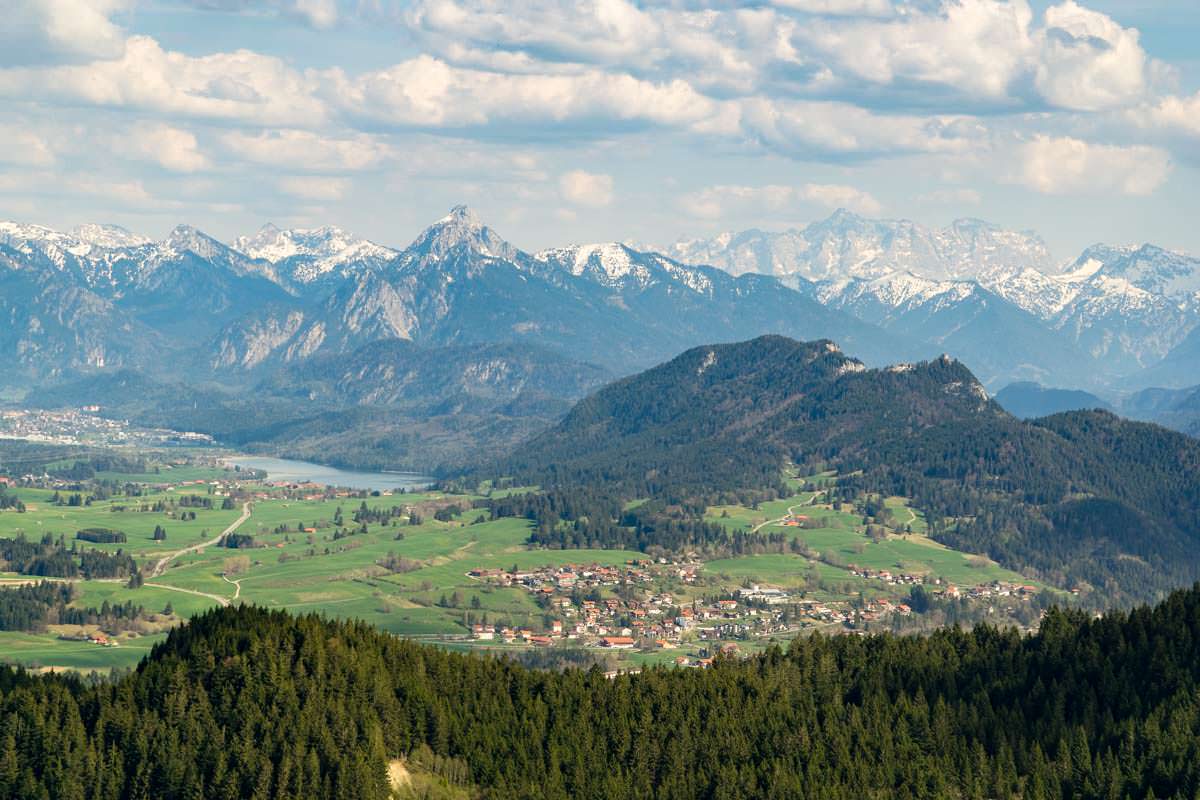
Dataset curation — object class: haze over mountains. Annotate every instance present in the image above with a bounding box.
[4,206,1199,465]
[653,211,1200,390]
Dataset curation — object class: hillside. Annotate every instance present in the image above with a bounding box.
[7,594,1200,798]
[495,336,1200,601]
[25,340,612,471]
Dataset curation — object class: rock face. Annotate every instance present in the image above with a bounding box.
[3,208,1198,394]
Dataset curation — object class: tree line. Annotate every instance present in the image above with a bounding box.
[6,585,1200,798]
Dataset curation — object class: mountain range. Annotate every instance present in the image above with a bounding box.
[4,207,1199,467]
[652,212,1200,389]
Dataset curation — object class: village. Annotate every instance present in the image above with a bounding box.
[0,408,215,448]
[459,558,1054,666]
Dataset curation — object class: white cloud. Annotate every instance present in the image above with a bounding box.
[770,0,894,15]
[1034,1,1149,111]
[327,54,718,130]
[2,0,128,67]
[0,36,326,127]
[733,97,981,157]
[680,182,880,219]
[278,175,350,199]
[559,170,613,207]
[1132,92,1200,140]
[795,0,1152,111]
[1017,135,1170,196]
[794,0,1037,101]
[120,123,209,172]
[798,183,882,214]
[222,129,388,170]
[290,0,337,28]
[183,0,338,29]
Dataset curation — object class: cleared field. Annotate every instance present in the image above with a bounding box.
[704,491,822,532]
[0,479,1043,671]
[884,496,928,533]
[0,631,168,672]
[0,486,243,559]
[153,505,643,636]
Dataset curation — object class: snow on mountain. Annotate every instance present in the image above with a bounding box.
[71,224,151,250]
[401,205,518,265]
[534,242,715,294]
[233,224,398,286]
[654,210,1054,285]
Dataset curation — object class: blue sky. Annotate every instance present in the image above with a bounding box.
[2,0,1199,261]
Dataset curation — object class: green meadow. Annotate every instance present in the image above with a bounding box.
[0,631,167,673]
[0,486,243,558]
[0,474,1039,671]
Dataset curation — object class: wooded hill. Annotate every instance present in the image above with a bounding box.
[487,336,1200,602]
[6,589,1200,798]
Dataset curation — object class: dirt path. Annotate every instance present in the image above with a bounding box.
[221,573,242,601]
[145,581,231,608]
[750,493,820,534]
[148,502,251,579]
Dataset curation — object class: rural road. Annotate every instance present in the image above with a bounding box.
[148,502,251,579]
[750,494,820,534]
[145,581,232,608]
[221,573,242,601]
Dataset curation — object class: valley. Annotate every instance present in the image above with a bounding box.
[0,447,1053,675]
[6,206,1200,478]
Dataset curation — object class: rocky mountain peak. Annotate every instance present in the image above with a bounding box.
[406,205,518,263]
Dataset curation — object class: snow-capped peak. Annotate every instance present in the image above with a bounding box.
[406,205,517,262]
[71,223,150,250]
[537,242,638,280]
[234,224,396,266]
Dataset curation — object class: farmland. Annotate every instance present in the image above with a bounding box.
[0,463,1055,673]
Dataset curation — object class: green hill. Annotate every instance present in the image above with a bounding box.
[490,335,1200,602]
[7,591,1200,798]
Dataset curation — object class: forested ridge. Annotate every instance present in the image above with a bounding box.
[6,588,1200,798]
[478,336,1200,602]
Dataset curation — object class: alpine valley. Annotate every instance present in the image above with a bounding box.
[5,207,1199,469]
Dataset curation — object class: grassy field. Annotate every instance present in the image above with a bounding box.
[0,486,243,559]
[0,474,1043,671]
[701,487,1028,596]
[0,631,168,672]
[153,503,643,637]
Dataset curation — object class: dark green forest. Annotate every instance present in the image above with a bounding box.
[476,336,1200,603]
[6,587,1200,799]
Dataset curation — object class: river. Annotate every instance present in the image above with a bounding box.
[224,456,432,492]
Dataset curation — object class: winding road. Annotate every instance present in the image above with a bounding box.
[141,501,252,608]
[750,493,821,534]
[148,502,251,579]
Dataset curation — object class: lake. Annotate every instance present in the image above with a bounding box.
[225,456,432,492]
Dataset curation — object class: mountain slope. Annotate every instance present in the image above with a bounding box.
[211,207,919,375]
[498,335,1200,601]
[808,273,1095,387]
[10,590,1200,798]
[993,381,1113,418]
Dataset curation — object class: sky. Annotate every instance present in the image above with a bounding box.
[2,0,1200,261]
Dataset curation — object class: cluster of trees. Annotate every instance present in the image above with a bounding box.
[7,587,1200,798]
[0,581,145,633]
[0,488,22,512]
[75,528,126,544]
[222,533,256,549]
[0,534,137,579]
[351,501,410,526]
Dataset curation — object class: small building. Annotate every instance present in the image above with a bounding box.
[599,636,636,649]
